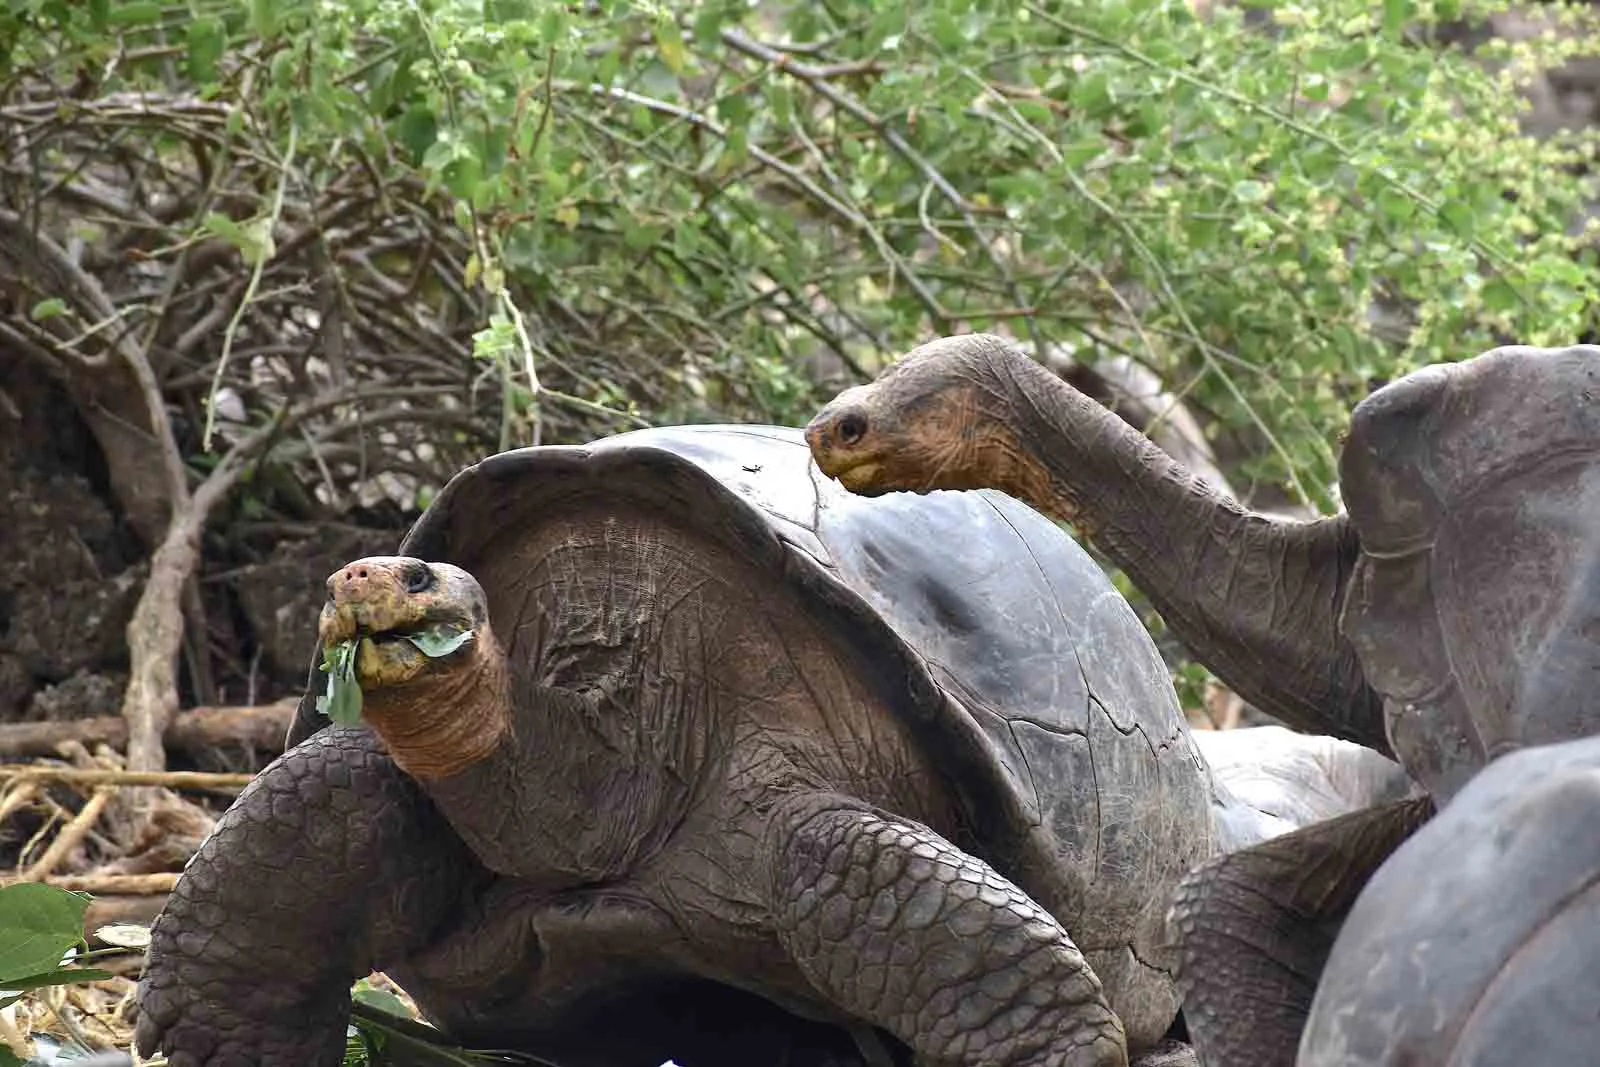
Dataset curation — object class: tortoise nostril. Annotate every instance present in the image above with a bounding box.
[836,411,868,446]
[356,567,368,579]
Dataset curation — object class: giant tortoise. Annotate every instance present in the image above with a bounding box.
[804,336,1600,1066]
[136,423,1231,1067]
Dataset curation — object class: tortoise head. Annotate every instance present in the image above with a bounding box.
[805,334,1036,498]
[318,555,508,779]
[319,556,488,690]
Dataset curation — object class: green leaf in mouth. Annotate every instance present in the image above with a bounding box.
[314,627,472,724]
[316,638,363,725]
[406,626,475,658]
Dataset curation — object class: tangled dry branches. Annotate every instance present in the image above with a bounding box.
[0,64,648,777]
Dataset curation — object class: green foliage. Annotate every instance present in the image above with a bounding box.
[344,978,413,1067]
[14,0,1599,505]
[0,884,90,986]
[407,626,476,658]
[0,885,113,1011]
[343,987,549,1067]
[10,0,1600,701]
[352,978,416,1021]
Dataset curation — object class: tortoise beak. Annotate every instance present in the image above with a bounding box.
[803,411,837,469]
[318,558,416,646]
[805,401,873,480]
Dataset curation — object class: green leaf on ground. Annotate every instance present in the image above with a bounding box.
[352,979,416,1020]
[0,884,90,985]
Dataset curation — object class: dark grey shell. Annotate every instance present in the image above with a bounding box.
[1338,344,1600,802]
[1298,732,1600,1066]
[376,423,1214,1043]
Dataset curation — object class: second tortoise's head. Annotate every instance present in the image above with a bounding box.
[804,333,1043,499]
[317,555,508,779]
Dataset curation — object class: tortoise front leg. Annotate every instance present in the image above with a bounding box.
[765,792,1127,1067]
[136,727,482,1067]
[1166,795,1434,1067]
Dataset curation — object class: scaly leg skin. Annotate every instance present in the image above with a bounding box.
[1166,795,1433,1067]
[136,726,483,1067]
[766,794,1128,1067]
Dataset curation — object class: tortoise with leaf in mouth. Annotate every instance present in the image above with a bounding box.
[136,423,1233,1067]
[805,334,1600,1066]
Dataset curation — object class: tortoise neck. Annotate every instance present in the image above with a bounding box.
[362,629,512,780]
[985,350,1386,752]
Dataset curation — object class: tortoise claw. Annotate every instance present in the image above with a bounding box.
[135,987,349,1067]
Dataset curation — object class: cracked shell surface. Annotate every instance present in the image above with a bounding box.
[1300,733,1600,1067]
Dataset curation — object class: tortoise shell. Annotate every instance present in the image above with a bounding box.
[294,423,1216,1045]
[1338,344,1600,801]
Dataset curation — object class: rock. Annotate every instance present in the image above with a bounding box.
[0,435,142,695]
[0,652,28,716]
[5,568,145,682]
[0,470,124,596]
[25,669,127,723]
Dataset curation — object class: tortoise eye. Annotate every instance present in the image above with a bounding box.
[405,566,433,593]
[836,411,869,446]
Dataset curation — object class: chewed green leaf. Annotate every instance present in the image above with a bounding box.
[326,673,363,724]
[317,639,363,725]
[319,639,350,676]
[351,978,416,1020]
[406,627,474,658]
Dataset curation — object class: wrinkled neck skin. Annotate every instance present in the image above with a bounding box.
[360,632,572,888]
[393,673,696,894]
[364,646,586,892]
[987,353,1389,755]
[362,635,513,781]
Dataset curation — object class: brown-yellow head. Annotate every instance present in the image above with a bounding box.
[805,333,1038,498]
[318,555,488,692]
[316,555,508,779]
